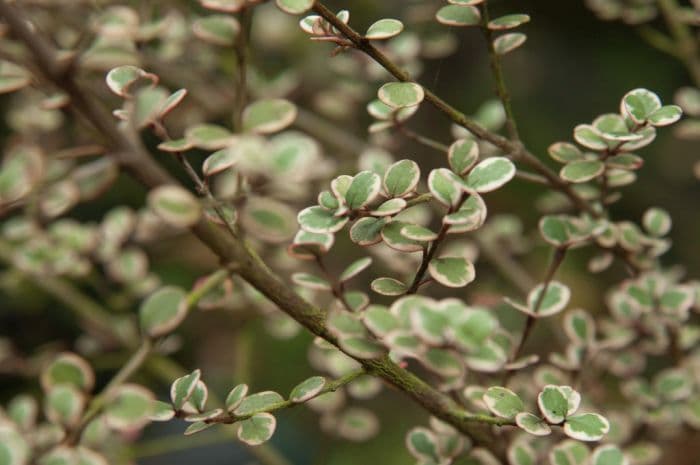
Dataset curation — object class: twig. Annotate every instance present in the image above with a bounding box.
[480,3,520,142]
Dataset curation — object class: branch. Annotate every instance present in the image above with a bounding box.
[656,0,700,87]
[310,1,598,218]
[0,0,511,438]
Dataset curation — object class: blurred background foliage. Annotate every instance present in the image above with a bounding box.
[1,0,698,464]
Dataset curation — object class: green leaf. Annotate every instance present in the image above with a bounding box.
[225,384,249,412]
[401,224,438,241]
[139,286,187,338]
[378,82,425,109]
[573,124,607,151]
[345,171,382,209]
[45,385,85,427]
[149,400,175,421]
[133,86,169,129]
[642,207,671,237]
[8,395,37,430]
[157,138,194,153]
[241,197,297,243]
[243,99,297,134]
[148,185,202,228]
[105,65,156,97]
[104,384,154,431]
[292,272,331,291]
[349,216,387,245]
[383,159,420,198]
[184,421,215,436]
[234,391,284,416]
[444,193,487,232]
[238,413,277,446]
[339,257,372,283]
[297,206,348,234]
[362,305,400,336]
[202,148,237,177]
[193,15,240,46]
[428,257,475,288]
[381,221,426,252]
[483,387,524,419]
[515,412,552,436]
[428,168,463,207]
[436,5,481,26]
[563,413,610,441]
[170,369,201,410]
[591,445,626,465]
[494,32,527,55]
[621,88,662,124]
[526,281,571,317]
[489,14,531,30]
[563,309,595,346]
[276,0,314,14]
[289,376,326,403]
[371,198,407,216]
[465,157,515,193]
[648,105,682,127]
[508,441,536,465]
[548,142,583,163]
[560,160,605,183]
[406,427,440,462]
[371,277,407,296]
[448,139,479,175]
[338,335,385,359]
[185,123,234,150]
[365,19,403,40]
[538,385,572,424]
[186,379,208,412]
[41,352,94,392]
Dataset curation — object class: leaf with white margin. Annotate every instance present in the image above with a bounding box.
[371,277,407,296]
[45,384,85,427]
[621,88,662,124]
[238,413,277,445]
[381,221,425,252]
[276,0,314,14]
[428,168,463,207]
[483,387,524,419]
[405,427,440,462]
[428,256,475,288]
[170,369,201,410]
[563,413,610,441]
[564,309,595,346]
[106,65,157,97]
[560,160,605,183]
[338,257,373,283]
[648,105,682,127]
[345,171,382,210]
[537,385,572,424]
[289,376,326,403]
[448,138,479,175]
[202,148,237,177]
[371,198,406,216]
[527,281,571,317]
[508,441,537,465]
[378,82,424,109]
[573,124,608,151]
[185,123,235,150]
[515,412,552,436]
[149,400,175,421]
[225,384,249,412]
[365,19,403,40]
[243,99,297,134]
[297,206,348,234]
[642,207,671,237]
[139,286,187,338]
[591,444,628,465]
[436,5,481,26]
[148,185,201,228]
[401,224,438,241]
[349,217,387,246]
[193,15,240,46]
[464,157,515,193]
[489,14,531,30]
[548,142,583,163]
[104,384,154,431]
[41,352,95,392]
[234,391,284,416]
[383,159,420,197]
[493,32,527,55]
